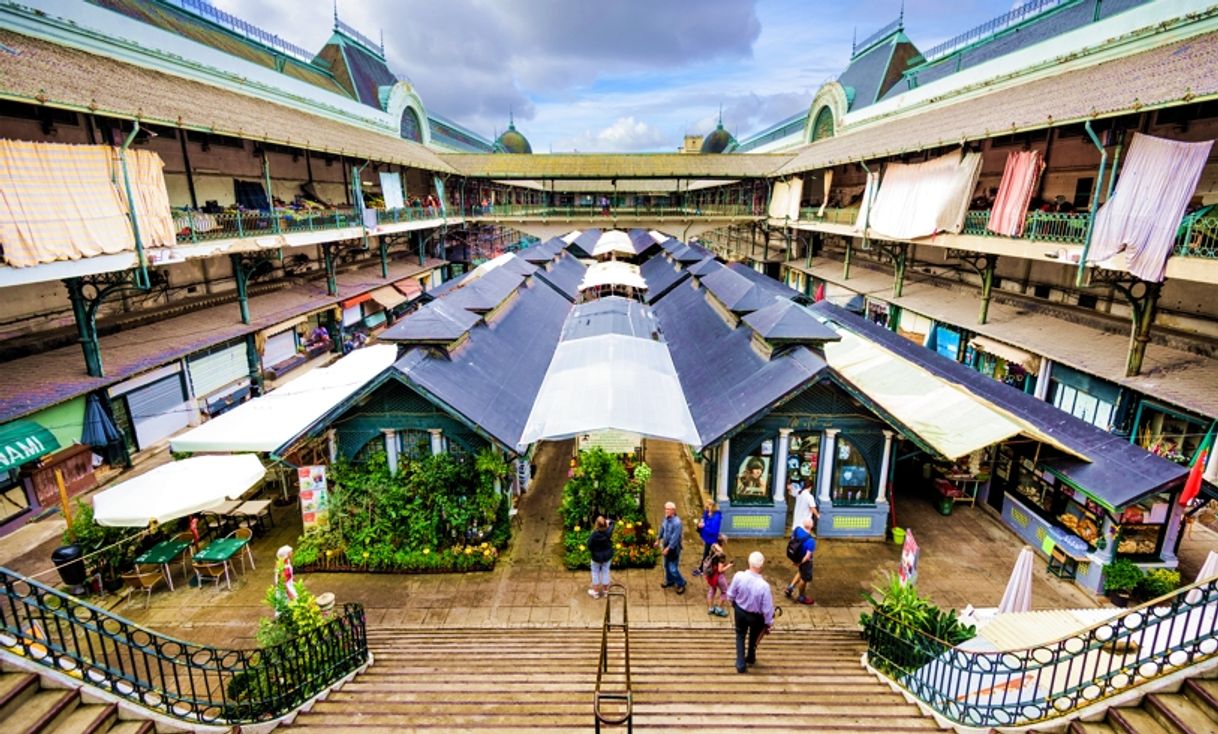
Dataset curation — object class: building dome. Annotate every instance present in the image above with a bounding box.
[699,120,737,154]
[493,121,533,154]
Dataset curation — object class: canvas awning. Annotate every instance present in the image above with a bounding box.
[591,230,635,258]
[341,294,373,309]
[369,286,407,310]
[579,261,648,292]
[823,329,1079,460]
[0,419,60,471]
[394,278,423,300]
[970,336,1041,373]
[92,454,265,527]
[170,345,396,454]
[519,332,700,449]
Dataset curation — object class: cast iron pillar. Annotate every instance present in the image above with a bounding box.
[1088,270,1162,378]
[62,271,152,378]
[379,236,390,279]
[874,242,909,298]
[244,333,264,396]
[842,239,853,280]
[949,250,1000,325]
[230,252,279,325]
[321,243,339,296]
[64,277,103,378]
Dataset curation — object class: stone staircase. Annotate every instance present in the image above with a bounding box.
[0,670,153,734]
[1070,677,1218,734]
[287,626,946,733]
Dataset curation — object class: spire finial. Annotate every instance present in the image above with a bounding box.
[380,28,385,54]
[717,104,723,128]
[899,0,905,26]
[333,0,338,26]
[509,106,514,129]
[852,26,857,53]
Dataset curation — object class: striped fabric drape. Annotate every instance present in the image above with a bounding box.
[987,150,1044,237]
[1088,132,1213,282]
[0,140,174,268]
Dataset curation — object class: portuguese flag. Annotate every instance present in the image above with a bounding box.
[1179,428,1215,506]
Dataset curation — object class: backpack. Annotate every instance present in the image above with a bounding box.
[786,532,805,563]
[701,553,719,577]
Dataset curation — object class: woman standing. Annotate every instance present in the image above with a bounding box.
[693,500,723,577]
[587,516,614,598]
[704,537,732,617]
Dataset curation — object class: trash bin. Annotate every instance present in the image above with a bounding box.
[51,545,87,593]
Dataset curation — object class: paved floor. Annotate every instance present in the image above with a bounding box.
[10,439,1192,654]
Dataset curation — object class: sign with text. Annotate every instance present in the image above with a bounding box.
[298,465,329,533]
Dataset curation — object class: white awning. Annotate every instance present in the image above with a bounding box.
[369,286,407,310]
[970,336,1041,372]
[170,345,397,454]
[93,454,266,527]
[579,261,648,292]
[518,333,700,449]
[562,230,582,243]
[823,329,1079,460]
[591,230,634,257]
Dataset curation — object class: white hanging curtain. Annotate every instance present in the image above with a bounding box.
[786,177,803,221]
[768,180,790,218]
[817,169,834,218]
[1087,132,1213,282]
[379,171,405,210]
[853,169,880,232]
[867,149,983,240]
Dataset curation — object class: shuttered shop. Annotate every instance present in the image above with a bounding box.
[187,342,247,397]
[263,331,297,368]
[125,373,190,448]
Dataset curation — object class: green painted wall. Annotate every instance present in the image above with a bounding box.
[30,397,87,450]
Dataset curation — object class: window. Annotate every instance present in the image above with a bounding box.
[832,436,870,505]
[1072,177,1094,209]
[786,433,820,498]
[811,106,834,142]
[400,107,423,142]
[733,442,773,505]
[397,430,433,461]
[1052,381,1115,431]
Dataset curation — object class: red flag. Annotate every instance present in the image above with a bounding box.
[1179,429,1214,506]
[813,282,826,303]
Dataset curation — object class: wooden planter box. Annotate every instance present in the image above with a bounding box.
[23,444,96,510]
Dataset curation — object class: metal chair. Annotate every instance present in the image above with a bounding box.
[120,565,165,608]
[172,531,197,581]
[198,512,227,540]
[227,528,256,574]
[192,560,230,591]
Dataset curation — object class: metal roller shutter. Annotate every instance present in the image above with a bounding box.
[263,331,298,367]
[127,373,189,448]
[188,343,247,397]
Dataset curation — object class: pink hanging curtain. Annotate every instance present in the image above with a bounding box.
[1087,132,1213,282]
[987,150,1044,237]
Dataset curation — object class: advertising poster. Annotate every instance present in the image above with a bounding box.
[298,465,329,533]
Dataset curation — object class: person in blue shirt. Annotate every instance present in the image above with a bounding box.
[692,500,723,577]
[656,501,686,594]
[784,517,817,605]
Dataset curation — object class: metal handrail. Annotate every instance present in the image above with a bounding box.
[862,574,1218,728]
[0,566,368,725]
[593,582,632,731]
[920,0,1066,62]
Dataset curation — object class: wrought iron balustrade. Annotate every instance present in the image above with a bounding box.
[463,204,757,219]
[1174,215,1218,259]
[174,209,359,244]
[863,574,1218,728]
[0,567,368,725]
[957,209,1090,244]
[798,207,859,226]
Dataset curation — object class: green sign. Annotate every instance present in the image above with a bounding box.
[0,420,61,470]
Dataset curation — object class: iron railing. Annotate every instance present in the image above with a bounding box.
[1174,215,1218,259]
[0,567,368,725]
[174,209,361,244]
[594,583,632,732]
[863,574,1218,728]
[799,207,860,226]
[463,204,758,219]
[164,0,315,61]
[920,0,1066,62]
[960,210,1091,245]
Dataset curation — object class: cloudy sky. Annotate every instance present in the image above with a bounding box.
[216,0,1019,152]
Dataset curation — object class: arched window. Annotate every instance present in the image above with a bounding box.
[811,106,834,142]
[399,107,423,142]
[832,436,870,504]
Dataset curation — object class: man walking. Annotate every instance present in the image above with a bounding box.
[726,551,774,673]
[657,501,686,594]
[785,517,817,606]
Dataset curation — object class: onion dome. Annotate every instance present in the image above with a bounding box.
[493,121,533,154]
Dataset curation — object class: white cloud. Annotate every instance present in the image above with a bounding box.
[556,116,670,152]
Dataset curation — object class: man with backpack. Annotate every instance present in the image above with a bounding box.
[784,517,816,606]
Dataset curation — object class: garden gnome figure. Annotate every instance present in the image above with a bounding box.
[277,545,298,602]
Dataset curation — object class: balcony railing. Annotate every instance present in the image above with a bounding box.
[462,204,759,218]
[1174,214,1218,259]
[799,207,860,226]
[0,566,368,725]
[174,209,360,244]
[961,210,1091,245]
[863,574,1218,729]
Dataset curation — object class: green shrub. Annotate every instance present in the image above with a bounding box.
[859,573,975,677]
[1104,558,1144,594]
[562,519,658,570]
[1136,568,1180,601]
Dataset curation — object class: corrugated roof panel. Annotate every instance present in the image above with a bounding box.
[533,253,587,302]
[639,254,690,304]
[379,299,480,343]
[743,299,840,343]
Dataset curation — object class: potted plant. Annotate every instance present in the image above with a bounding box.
[1104,558,1144,607]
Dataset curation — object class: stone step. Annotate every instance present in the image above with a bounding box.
[1146,693,1218,734]
[1070,720,1120,734]
[104,721,155,734]
[1184,680,1218,724]
[1110,706,1175,734]
[42,701,115,734]
[287,726,940,734]
[4,688,78,734]
[325,690,904,705]
[310,699,923,716]
[292,711,942,728]
[0,673,40,722]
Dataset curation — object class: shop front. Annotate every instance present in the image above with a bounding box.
[1047,363,1122,432]
[716,380,892,539]
[1132,399,1213,467]
[988,441,1186,594]
[966,335,1041,395]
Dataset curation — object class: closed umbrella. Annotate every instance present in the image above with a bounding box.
[998,546,1034,614]
[80,393,122,449]
[1186,550,1218,605]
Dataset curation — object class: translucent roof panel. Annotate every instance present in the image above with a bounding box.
[579,261,648,291]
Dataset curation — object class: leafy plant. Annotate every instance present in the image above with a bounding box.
[859,573,975,677]
[61,499,139,586]
[562,519,658,570]
[1104,558,1144,594]
[1136,568,1180,601]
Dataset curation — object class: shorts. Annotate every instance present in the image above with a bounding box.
[798,559,814,583]
[706,573,726,600]
[591,560,611,586]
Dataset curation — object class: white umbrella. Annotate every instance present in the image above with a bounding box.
[1196,550,1218,584]
[997,546,1035,614]
[93,455,266,527]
